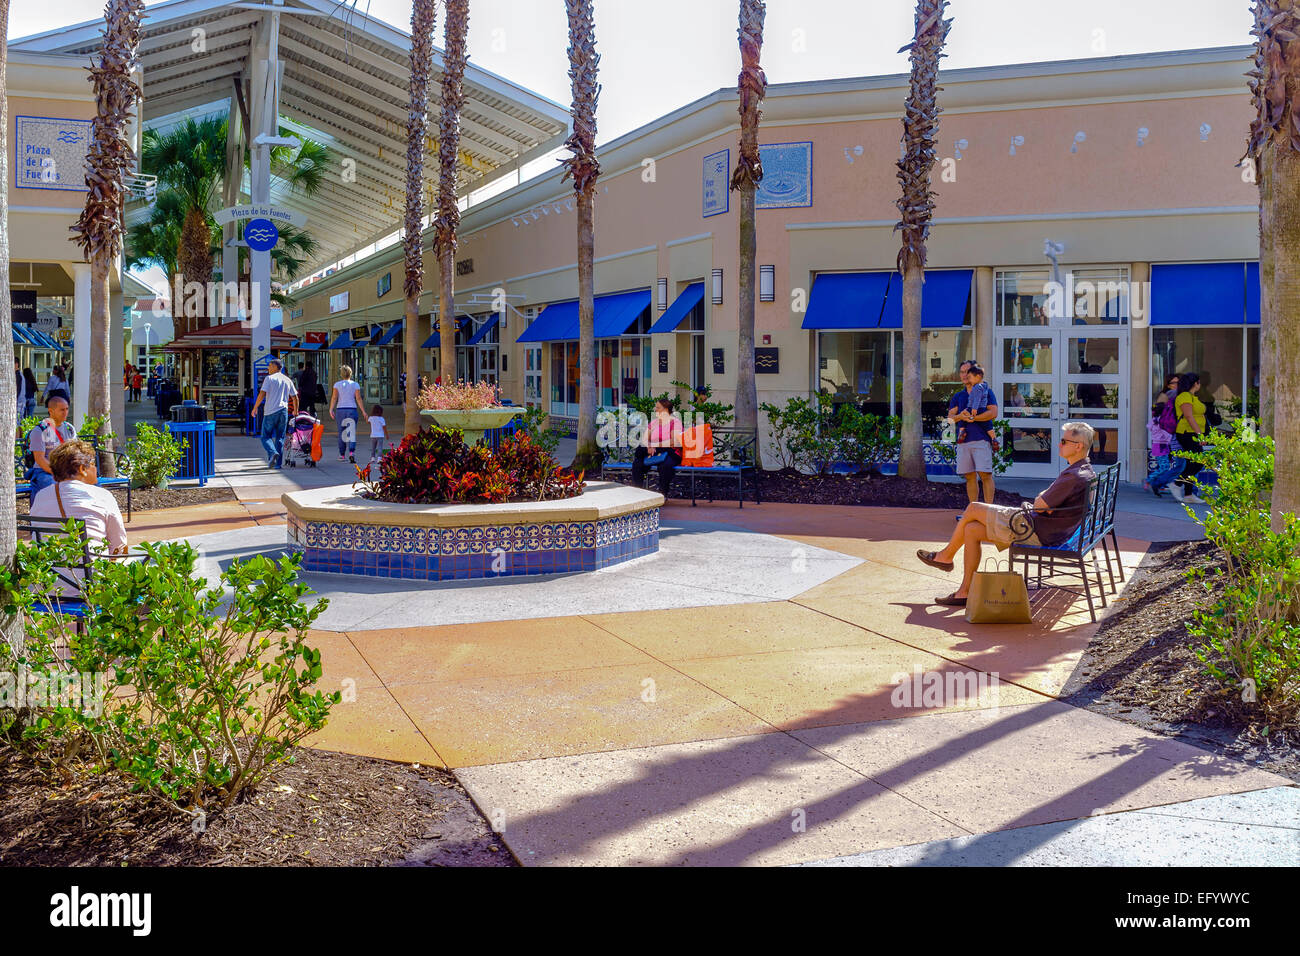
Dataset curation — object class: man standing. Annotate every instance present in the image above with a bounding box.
[917,421,1097,607]
[296,361,318,416]
[948,360,998,505]
[250,358,298,469]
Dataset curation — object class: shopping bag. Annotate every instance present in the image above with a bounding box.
[310,422,325,462]
[965,557,1032,624]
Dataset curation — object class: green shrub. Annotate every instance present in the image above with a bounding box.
[1,539,338,809]
[517,405,560,456]
[759,392,838,474]
[125,422,186,488]
[836,406,901,473]
[1179,421,1300,715]
[670,380,734,428]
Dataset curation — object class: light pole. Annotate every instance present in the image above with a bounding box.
[144,322,151,371]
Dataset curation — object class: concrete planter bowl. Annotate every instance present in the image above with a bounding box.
[419,406,521,446]
[283,481,663,581]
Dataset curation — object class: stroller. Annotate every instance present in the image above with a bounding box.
[284,411,324,467]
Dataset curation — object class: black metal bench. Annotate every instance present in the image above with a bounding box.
[601,426,761,507]
[18,514,144,631]
[1008,463,1125,623]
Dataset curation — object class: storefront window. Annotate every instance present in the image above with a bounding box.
[1072,268,1129,326]
[1151,327,1251,423]
[819,328,972,438]
[598,340,621,407]
[996,269,1052,326]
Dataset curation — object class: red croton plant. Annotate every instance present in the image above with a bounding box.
[354,428,584,504]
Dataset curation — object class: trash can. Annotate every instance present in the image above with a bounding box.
[169,402,209,423]
[166,419,216,486]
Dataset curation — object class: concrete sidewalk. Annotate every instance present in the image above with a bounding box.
[135,439,1290,865]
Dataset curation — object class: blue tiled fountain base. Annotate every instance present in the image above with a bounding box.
[286,509,659,580]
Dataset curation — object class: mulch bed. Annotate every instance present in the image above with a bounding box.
[607,468,1024,509]
[0,746,514,867]
[17,485,237,516]
[1062,540,1300,782]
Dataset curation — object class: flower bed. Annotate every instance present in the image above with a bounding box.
[355,428,583,504]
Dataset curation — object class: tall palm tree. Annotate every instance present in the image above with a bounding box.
[730,0,766,462]
[71,0,146,477]
[404,0,437,435]
[894,0,952,480]
[1247,0,1300,521]
[563,0,601,473]
[0,0,20,657]
[434,0,471,410]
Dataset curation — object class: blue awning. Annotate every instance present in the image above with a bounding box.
[518,289,652,343]
[372,320,403,346]
[878,269,973,329]
[421,314,471,348]
[649,282,705,334]
[1151,262,1245,325]
[1246,262,1260,325]
[11,327,27,345]
[328,329,366,349]
[801,272,891,329]
[291,339,323,351]
[466,314,499,346]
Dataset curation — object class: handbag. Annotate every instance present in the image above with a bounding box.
[643,453,669,466]
[965,557,1032,624]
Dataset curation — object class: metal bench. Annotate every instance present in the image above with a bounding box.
[601,426,761,508]
[17,514,144,629]
[1007,463,1124,623]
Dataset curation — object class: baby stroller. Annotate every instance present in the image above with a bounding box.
[285,411,324,467]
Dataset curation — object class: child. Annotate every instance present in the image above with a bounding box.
[1145,400,1180,497]
[367,404,387,464]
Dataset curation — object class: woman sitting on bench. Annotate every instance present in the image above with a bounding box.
[632,398,683,495]
[916,421,1096,607]
[30,441,129,570]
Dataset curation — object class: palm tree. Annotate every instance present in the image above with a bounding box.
[1,0,20,657]
[434,0,471,414]
[730,0,766,463]
[71,0,146,476]
[141,118,330,335]
[1247,0,1300,521]
[563,0,602,473]
[894,0,952,480]
[126,189,184,320]
[404,0,437,435]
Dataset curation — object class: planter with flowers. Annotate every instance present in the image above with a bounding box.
[417,380,521,447]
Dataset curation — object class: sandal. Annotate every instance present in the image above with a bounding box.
[935,593,967,607]
[916,549,954,572]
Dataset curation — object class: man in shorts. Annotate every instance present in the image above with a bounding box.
[916,421,1097,607]
[948,361,998,504]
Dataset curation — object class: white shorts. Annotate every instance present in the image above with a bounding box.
[956,440,994,475]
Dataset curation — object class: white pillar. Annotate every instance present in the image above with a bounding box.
[110,289,126,440]
[73,262,91,424]
[248,11,280,369]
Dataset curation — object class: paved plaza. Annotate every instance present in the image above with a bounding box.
[121,419,1297,868]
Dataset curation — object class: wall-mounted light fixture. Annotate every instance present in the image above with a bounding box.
[712,268,724,306]
[657,277,668,311]
[759,264,775,302]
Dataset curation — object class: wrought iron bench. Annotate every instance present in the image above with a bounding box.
[601,426,761,508]
[1007,463,1124,623]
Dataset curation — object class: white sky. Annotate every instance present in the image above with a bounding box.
[11,0,1254,147]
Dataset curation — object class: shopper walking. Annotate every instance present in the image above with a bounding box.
[1170,372,1207,505]
[329,365,367,463]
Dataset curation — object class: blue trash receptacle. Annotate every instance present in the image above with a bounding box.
[166,420,216,486]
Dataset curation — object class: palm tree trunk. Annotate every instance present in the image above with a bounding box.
[1249,0,1276,436]
[0,0,23,658]
[894,0,952,480]
[1269,140,1300,520]
[404,0,437,436]
[70,0,144,476]
[436,0,471,397]
[731,0,766,464]
[178,206,212,336]
[563,0,602,473]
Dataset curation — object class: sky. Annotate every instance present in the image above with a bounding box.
[11,0,1256,148]
[10,0,1255,292]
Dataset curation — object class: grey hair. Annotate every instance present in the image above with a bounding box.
[1062,421,1096,449]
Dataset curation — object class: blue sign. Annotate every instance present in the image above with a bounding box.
[702,148,729,218]
[15,116,93,192]
[244,218,279,251]
[756,142,813,209]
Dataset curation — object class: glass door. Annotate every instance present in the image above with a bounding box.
[994,328,1128,478]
